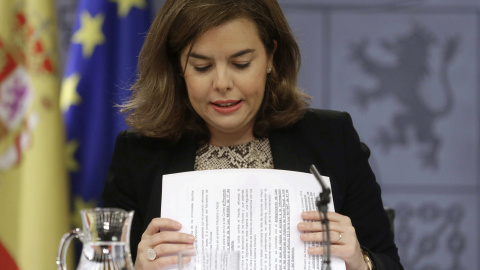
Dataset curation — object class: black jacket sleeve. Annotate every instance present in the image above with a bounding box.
[269,109,403,269]
[337,112,403,269]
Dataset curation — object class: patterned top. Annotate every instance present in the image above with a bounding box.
[194,137,274,170]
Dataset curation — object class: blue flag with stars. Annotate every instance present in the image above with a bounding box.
[61,0,151,222]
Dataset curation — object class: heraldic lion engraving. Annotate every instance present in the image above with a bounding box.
[350,24,459,168]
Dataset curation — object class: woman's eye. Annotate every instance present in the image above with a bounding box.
[234,62,250,69]
[194,65,211,72]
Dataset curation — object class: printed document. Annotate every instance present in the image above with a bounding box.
[161,169,346,269]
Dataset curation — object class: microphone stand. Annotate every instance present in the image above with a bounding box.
[310,164,332,270]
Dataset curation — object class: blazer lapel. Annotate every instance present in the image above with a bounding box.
[168,137,197,174]
[269,117,343,210]
[145,137,197,222]
[269,129,306,172]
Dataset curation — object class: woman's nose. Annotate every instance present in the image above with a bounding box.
[213,68,232,92]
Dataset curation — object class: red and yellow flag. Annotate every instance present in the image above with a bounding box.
[0,0,70,269]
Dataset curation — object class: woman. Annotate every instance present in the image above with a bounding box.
[102,0,403,269]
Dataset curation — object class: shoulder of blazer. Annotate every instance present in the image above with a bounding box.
[269,108,350,172]
[269,108,353,210]
[274,108,349,142]
[301,108,349,127]
[117,130,195,158]
[119,130,176,149]
[114,130,197,176]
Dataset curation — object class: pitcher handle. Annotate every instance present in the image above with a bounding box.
[56,228,81,270]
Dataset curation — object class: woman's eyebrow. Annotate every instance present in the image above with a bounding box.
[230,49,255,58]
[189,52,210,60]
[189,49,255,60]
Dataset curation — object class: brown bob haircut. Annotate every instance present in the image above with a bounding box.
[122,0,310,143]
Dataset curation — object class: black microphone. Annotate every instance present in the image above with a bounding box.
[310,164,332,270]
[310,165,331,207]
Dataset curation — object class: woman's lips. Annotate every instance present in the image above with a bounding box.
[210,100,242,113]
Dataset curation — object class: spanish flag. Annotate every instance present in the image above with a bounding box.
[0,0,70,269]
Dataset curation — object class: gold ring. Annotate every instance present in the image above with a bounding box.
[336,232,342,244]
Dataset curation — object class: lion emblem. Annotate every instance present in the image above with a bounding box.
[350,24,459,168]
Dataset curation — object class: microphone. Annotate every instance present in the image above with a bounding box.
[310,164,331,208]
[309,164,332,270]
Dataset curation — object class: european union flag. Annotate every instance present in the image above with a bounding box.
[61,0,151,225]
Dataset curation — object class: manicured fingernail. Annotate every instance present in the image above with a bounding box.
[188,235,195,242]
[298,223,305,230]
[187,244,195,249]
[175,222,182,229]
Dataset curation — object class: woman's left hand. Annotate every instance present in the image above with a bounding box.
[298,211,368,270]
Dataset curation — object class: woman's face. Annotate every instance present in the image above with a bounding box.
[180,18,275,146]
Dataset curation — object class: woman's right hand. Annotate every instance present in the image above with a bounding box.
[135,218,195,270]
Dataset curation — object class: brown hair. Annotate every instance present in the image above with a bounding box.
[122,0,310,142]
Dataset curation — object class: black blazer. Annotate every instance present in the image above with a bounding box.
[102,109,403,269]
